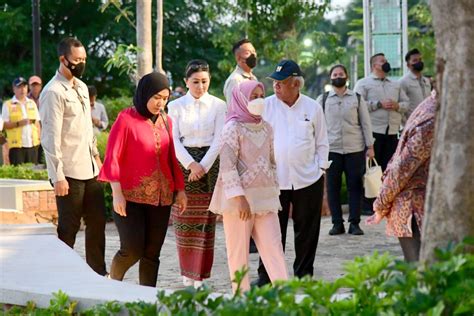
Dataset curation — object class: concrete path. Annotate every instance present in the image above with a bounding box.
[75,216,402,294]
[0,224,171,310]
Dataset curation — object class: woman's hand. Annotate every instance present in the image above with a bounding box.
[188,162,205,182]
[113,190,127,217]
[234,196,252,221]
[111,182,127,217]
[366,146,375,159]
[365,212,384,225]
[174,190,187,214]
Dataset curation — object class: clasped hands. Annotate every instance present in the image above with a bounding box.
[188,161,205,182]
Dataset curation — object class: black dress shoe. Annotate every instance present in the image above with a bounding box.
[348,223,364,235]
[251,277,271,288]
[329,223,345,235]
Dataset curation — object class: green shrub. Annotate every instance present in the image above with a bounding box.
[0,164,48,180]
[101,96,132,127]
[4,240,473,315]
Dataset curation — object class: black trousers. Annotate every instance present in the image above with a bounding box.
[327,151,365,225]
[110,202,171,287]
[373,132,398,171]
[398,217,421,262]
[9,146,39,165]
[363,133,399,212]
[258,177,324,281]
[55,177,107,275]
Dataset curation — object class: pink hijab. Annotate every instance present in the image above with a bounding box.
[226,80,264,124]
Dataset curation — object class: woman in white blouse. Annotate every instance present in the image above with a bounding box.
[167,60,226,288]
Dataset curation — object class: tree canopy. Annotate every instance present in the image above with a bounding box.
[0,0,435,101]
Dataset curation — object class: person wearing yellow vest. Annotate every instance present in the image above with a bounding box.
[1,77,41,165]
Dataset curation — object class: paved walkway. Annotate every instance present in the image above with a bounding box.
[75,216,402,294]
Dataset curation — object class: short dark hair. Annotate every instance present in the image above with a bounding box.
[329,64,348,77]
[185,59,210,79]
[88,85,97,97]
[232,39,251,55]
[370,53,385,67]
[57,37,84,57]
[405,48,421,62]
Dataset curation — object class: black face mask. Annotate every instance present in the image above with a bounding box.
[245,54,257,69]
[64,57,86,78]
[381,62,391,73]
[331,77,347,88]
[412,61,424,72]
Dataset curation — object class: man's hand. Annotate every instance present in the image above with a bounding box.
[174,190,188,214]
[54,180,69,196]
[94,155,103,169]
[234,196,252,221]
[366,146,375,159]
[380,99,399,111]
[92,117,101,128]
[19,118,30,126]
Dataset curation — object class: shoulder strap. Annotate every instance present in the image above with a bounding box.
[356,92,361,125]
[322,91,330,112]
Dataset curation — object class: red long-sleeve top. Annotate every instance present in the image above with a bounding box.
[99,107,185,206]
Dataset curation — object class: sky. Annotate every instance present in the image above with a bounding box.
[326,0,353,20]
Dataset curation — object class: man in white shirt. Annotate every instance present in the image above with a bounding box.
[88,85,109,135]
[254,60,330,286]
[40,37,107,276]
[223,39,258,105]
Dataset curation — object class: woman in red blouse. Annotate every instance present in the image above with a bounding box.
[99,72,187,286]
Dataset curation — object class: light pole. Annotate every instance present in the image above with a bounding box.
[32,0,41,77]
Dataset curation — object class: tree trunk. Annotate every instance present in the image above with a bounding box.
[421,0,474,262]
[136,0,153,79]
[155,0,165,74]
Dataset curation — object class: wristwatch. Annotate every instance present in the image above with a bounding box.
[16,121,20,127]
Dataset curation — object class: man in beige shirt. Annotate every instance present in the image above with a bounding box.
[223,39,258,105]
[40,37,107,276]
[399,48,431,124]
[354,53,410,171]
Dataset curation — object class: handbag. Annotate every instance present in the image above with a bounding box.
[363,157,383,198]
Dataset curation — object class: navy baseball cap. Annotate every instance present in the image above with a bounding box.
[268,60,304,81]
[12,77,28,87]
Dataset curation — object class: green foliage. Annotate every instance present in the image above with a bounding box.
[4,242,474,315]
[101,96,132,126]
[104,44,140,82]
[408,2,436,76]
[0,1,135,99]
[95,131,113,219]
[0,164,48,180]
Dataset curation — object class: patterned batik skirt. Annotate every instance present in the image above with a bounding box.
[172,146,218,280]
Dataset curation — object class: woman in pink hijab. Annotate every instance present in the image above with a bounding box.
[209,81,288,293]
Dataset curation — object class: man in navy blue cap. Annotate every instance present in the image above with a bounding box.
[1,77,41,165]
[253,59,330,286]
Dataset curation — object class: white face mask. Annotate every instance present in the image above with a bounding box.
[247,98,265,116]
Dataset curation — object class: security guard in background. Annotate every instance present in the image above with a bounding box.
[1,77,41,165]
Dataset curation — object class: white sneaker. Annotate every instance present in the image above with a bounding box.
[193,280,203,288]
[183,276,194,287]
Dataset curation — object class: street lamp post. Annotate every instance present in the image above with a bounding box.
[32,0,41,77]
